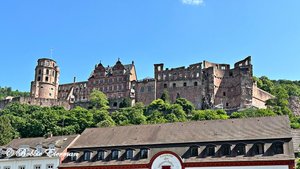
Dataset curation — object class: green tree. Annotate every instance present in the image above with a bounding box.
[230,108,276,119]
[160,90,171,103]
[119,98,132,108]
[0,116,18,145]
[89,89,109,109]
[175,98,195,114]
[191,109,229,121]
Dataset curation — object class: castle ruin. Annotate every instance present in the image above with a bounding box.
[0,56,274,111]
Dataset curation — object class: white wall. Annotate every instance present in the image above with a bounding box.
[0,157,59,169]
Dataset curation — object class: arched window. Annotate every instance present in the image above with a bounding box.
[172,83,176,88]
[194,82,198,86]
[164,84,168,88]
[46,69,49,75]
[38,69,41,75]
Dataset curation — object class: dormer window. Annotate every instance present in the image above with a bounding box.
[126,149,134,160]
[221,144,231,156]
[273,142,284,154]
[97,150,106,160]
[35,145,43,156]
[253,143,264,155]
[83,151,91,161]
[140,148,149,159]
[206,145,215,156]
[236,143,246,156]
[111,150,119,160]
[190,146,199,157]
[70,151,78,161]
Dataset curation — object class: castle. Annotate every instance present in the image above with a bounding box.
[0,56,274,111]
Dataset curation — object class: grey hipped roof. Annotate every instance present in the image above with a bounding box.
[71,116,292,149]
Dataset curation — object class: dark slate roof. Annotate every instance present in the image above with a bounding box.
[4,135,79,153]
[292,129,300,153]
[71,116,292,149]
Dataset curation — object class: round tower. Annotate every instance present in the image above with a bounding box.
[30,58,60,99]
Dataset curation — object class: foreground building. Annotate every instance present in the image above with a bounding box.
[0,56,273,111]
[0,135,79,169]
[59,116,295,169]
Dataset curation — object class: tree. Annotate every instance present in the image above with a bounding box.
[230,108,275,119]
[160,90,171,103]
[89,89,109,109]
[0,116,18,145]
[175,98,195,114]
[191,109,229,121]
[119,98,132,108]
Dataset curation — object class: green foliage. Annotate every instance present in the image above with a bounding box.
[297,159,300,169]
[0,116,18,145]
[119,98,132,108]
[160,90,171,103]
[89,89,109,109]
[0,87,30,100]
[230,108,276,119]
[175,98,195,114]
[191,109,229,121]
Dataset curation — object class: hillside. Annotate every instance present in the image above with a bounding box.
[0,86,30,100]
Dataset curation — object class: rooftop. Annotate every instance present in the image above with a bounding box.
[71,116,292,149]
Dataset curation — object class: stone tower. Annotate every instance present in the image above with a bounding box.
[30,58,60,99]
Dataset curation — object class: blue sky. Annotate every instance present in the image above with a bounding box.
[0,0,300,92]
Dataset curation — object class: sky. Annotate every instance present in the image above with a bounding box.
[0,0,300,92]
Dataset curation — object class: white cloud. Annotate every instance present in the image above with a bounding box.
[182,0,204,6]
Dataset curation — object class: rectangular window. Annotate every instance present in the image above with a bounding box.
[126,149,134,159]
[70,151,77,161]
[236,144,246,156]
[253,143,264,155]
[46,164,54,169]
[207,146,215,156]
[274,142,284,154]
[84,151,91,161]
[190,147,198,157]
[140,148,148,159]
[97,150,106,160]
[34,165,41,169]
[111,150,119,160]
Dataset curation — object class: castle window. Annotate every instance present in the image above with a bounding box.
[157,75,161,80]
[221,66,226,70]
[126,149,134,160]
[236,143,246,156]
[45,76,49,82]
[111,150,119,160]
[226,103,229,107]
[97,150,106,160]
[37,76,41,81]
[148,86,152,92]
[183,82,187,87]
[113,102,118,107]
[38,69,41,74]
[206,145,216,156]
[194,82,198,86]
[157,66,161,71]
[223,92,226,96]
[52,71,55,76]
[83,151,91,161]
[253,143,264,155]
[140,87,144,92]
[164,84,168,88]
[190,146,199,157]
[196,73,199,77]
[173,83,176,88]
[229,71,233,76]
[273,142,284,154]
[49,93,52,96]
[221,144,231,156]
[140,148,149,159]
[46,69,49,75]
[163,74,166,80]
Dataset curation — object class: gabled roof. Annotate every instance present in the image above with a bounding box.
[71,116,292,149]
